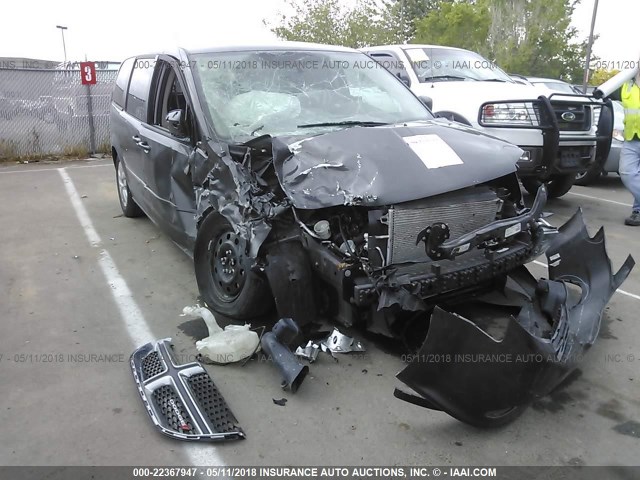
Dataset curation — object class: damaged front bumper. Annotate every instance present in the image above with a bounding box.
[394,210,634,427]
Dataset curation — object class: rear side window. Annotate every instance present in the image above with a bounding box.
[112,58,134,108]
[126,59,155,122]
[370,52,408,79]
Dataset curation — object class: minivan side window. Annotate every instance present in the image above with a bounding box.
[151,61,191,137]
[126,59,155,122]
[112,58,135,108]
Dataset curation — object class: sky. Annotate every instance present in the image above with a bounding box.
[0,0,638,66]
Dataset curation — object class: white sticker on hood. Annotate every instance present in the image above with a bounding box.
[403,134,464,169]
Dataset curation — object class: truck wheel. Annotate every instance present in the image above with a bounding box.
[574,167,602,186]
[194,214,272,319]
[521,174,575,198]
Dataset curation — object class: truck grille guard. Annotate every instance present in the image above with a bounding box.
[477,94,613,175]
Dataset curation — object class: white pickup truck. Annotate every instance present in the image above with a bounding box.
[361,44,613,198]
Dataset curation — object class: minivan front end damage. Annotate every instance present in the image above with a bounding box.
[191,122,633,426]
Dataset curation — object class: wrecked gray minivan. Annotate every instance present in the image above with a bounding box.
[110,43,634,427]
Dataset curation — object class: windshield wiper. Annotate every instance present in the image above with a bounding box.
[481,79,509,83]
[297,120,389,128]
[421,75,470,82]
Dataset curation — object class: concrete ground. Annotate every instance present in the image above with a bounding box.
[0,159,638,467]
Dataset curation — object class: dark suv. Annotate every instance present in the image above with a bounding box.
[110,43,632,427]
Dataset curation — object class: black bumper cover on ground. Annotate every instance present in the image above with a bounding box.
[394,209,635,427]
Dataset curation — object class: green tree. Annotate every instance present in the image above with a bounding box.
[487,0,588,82]
[413,0,591,82]
[589,68,620,86]
[266,0,404,48]
[413,1,490,52]
[382,0,448,42]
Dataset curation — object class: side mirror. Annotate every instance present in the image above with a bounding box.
[418,95,433,110]
[166,109,187,137]
[396,71,411,87]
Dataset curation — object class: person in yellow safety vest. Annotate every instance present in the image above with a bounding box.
[610,69,640,226]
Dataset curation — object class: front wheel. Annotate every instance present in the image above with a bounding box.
[194,214,272,319]
[521,174,575,198]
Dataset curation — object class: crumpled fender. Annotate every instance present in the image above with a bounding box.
[394,209,635,427]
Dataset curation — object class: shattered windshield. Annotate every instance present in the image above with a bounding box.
[404,47,514,83]
[189,49,432,142]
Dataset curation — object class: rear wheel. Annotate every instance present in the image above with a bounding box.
[115,158,144,217]
[194,214,272,319]
[521,174,575,198]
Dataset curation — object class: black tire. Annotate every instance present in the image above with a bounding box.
[194,214,272,319]
[115,158,144,217]
[574,167,602,186]
[521,174,575,198]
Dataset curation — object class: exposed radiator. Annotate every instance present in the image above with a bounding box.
[387,187,500,271]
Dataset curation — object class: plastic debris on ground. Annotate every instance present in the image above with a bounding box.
[294,340,320,363]
[181,305,259,364]
[261,318,308,392]
[320,327,366,354]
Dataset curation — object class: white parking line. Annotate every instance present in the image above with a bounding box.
[0,162,111,174]
[567,191,633,208]
[532,260,640,301]
[57,167,224,467]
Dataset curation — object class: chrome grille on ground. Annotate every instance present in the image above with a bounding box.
[141,351,165,379]
[130,338,245,442]
[387,188,500,272]
[153,385,195,433]
[188,373,242,434]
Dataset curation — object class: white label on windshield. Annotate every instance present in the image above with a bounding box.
[403,134,464,169]
[406,48,429,62]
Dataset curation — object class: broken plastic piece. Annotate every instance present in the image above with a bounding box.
[394,210,635,427]
[182,305,259,364]
[130,338,245,441]
[320,328,366,353]
[261,318,309,393]
[295,341,320,363]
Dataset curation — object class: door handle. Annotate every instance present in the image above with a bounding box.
[132,135,151,153]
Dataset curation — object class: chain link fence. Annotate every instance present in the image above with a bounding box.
[0,68,117,159]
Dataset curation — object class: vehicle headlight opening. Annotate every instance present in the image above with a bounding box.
[480,102,540,126]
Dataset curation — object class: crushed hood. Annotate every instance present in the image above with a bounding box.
[271,121,521,209]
